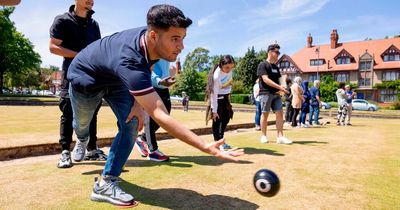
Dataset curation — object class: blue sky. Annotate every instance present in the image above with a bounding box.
[9,0,400,68]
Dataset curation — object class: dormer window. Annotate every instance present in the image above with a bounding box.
[334,49,354,65]
[279,60,290,68]
[310,59,324,66]
[382,45,400,62]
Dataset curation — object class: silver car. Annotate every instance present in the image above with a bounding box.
[351,99,378,111]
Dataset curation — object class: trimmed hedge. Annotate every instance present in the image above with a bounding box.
[231,94,250,104]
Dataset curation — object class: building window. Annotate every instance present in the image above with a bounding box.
[380,89,398,102]
[383,54,400,61]
[359,78,371,86]
[382,71,399,81]
[309,74,318,82]
[336,57,351,64]
[280,60,290,68]
[359,61,372,71]
[335,73,349,82]
[310,59,324,66]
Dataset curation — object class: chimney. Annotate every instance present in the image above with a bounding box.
[307,33,313,48]
[330,29,339,49]
[175,57,181,75]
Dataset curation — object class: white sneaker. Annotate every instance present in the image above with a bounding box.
[277,136,292,144]
[260,136,268,143]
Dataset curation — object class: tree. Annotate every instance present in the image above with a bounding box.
[171,66,205,100]
[183,47,211,72]
[319,74,338,102]
[0,7,41,94]
[234,47,261,93]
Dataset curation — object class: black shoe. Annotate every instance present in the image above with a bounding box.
[84,149,108,161]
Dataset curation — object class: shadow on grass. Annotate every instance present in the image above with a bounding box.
[120,178,259,210]
[292,141,328,145]
[242,147,284,156]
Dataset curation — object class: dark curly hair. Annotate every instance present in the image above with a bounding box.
[147,4,192,30]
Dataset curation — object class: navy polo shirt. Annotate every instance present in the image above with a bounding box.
[67,27,155,96]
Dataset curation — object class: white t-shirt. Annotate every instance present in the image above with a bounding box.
[253,83,260,102]
[211,67,232,113]
[336,89,347,106]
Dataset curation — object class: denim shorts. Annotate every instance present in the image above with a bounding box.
[260,93,283,112]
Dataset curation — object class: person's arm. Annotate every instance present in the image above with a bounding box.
[210,71,220,114]
[49,37,77,58]
[133,91,243,161]
[221,78,233,88]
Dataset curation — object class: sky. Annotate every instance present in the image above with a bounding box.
[8,0,400,68]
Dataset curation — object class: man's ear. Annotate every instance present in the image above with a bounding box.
[149,30,159,42]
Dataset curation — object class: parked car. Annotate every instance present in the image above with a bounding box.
[321,101,331,109]
[352,99,378,111]
[170,95,183,102]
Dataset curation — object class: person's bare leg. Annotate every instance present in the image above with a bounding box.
[261,112,269,136]
[275,110,284,137]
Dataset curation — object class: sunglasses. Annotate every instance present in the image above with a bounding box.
[272,50,281,55]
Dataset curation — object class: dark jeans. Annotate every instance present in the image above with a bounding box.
[141,88,171,152]
[212,95,231,141]
[285,101,293,123]
[291,108,300,127]
[59,97,101,151]
[255,100,261,126]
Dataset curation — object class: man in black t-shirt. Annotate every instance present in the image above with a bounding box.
[257,44,292,144]
[49,0,106,169]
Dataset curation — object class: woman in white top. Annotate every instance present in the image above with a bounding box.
[290,76,304,127]
[253,79,261,130]
[205,55,235,151]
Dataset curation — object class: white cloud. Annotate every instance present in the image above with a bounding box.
[197,12,224,27]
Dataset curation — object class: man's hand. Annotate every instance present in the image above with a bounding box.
[125,101,144,131]
[280,86,289,94]
[159,76,176,87]
[204,139,244,161]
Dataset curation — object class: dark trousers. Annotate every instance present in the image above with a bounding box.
[291,108,300,127]
[141,88,171,152]
[285,101,293,122]
[59,97,101,151]
[212,95,231,141]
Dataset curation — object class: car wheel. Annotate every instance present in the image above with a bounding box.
[368,107,374,111]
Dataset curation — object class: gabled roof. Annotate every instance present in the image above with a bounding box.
[290,37,400,73]
[278,54,302,73]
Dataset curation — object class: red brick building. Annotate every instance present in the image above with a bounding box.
[278,29,400,102]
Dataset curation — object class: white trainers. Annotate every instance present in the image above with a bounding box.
[277,136,292,144]
[260,136,268,143]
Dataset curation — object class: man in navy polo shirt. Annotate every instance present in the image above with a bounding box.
[67,4,244,207]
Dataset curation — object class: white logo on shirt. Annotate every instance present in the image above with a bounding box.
[271,68,278,73]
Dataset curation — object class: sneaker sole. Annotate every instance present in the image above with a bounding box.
[91,192,139,207]
[148,157,169,162]
[57,163,73,168]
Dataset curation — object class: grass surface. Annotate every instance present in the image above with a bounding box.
[0,106,260,148]
[0,118,399,209]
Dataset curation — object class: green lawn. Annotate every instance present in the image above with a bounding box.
[0,118,399,209]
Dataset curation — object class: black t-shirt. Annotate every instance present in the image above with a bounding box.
[257,61,281,94]
[49,5,101,96]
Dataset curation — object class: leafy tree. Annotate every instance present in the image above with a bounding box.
[183,47,211,72]
[234,47,261,93]
[319,74,338,102]
[171,66,205,99]
[0,7,41,94]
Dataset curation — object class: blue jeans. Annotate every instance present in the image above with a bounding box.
[69,85,137,177]
[309,105,320,125]
[255,101,261,126]
[300,110,308,124]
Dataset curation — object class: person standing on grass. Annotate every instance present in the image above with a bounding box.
[291,76,303,127]
[345,85,356,126]
[257,44,292,144]
[67,4,244,207]
[309,80,321,126]
[336,82,348,126]
[253,79,261,131]
[49,0,106,169]
[135,59,175,162]
[299,80,311,128]
[205,55,235,151]
[284,78,293,125]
